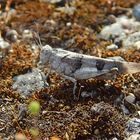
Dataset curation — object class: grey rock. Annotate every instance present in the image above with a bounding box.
[125,118,140,136]
[120,104,130,115]
[81,91,90,98]
[125,93,136,104]
[100,22,125,40]
[100,16,140,50]
[5,29,18,42]
[123,32,140,48]
[133,4,140,21]
[12,68,48,97]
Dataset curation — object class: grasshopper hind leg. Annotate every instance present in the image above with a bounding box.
[63,75,78,100]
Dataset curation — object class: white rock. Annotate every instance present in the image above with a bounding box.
[123,32,140,48]
[106,44,118,51]
[56,6,76,15]
[0,38,10,49]
[127,134,140,140]
[22,29,33,39]
[133,41,140,50]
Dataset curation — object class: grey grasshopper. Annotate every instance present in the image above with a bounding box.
[38,45,140,98]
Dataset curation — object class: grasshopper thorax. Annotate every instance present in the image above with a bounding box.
[38,45,53,66]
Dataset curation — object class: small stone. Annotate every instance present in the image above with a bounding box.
[124,93,136,113]
[66,22,72,27]
[94,129,100,135]
[107,15,116,24]
[42,0,62,4]
[123,32,140,48]
[56,6,76,15]
[112,138,118,140]
[134,88,140,100]
[133,4,140,21]
[127,134,140,140]
[5,29,18,42]
[0,38,10,49]
[133,41,140,50]
[15,133,27,140]
[137,111,140,116]
[106,44,118,51]
[22,29,33,39]
[125,118,140,136]
[81,91,90,98]
[100,22,124,40]
[18,104,27,120]
[121,104,130,115]
[12,68,48,97]
[125,93,136,104]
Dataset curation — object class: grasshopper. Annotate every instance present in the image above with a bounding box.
[38,45,140,98]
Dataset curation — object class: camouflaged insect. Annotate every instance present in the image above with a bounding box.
[38,45,140,98]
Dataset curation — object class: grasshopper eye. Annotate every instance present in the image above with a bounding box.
[96,60,105,70]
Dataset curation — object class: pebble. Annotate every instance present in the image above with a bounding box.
[41,0,62,4]
[18,104,27,120]
[100,15,140,50]
[106,44,118,51]
[133,4,140,21]
[120,104,130,115]
[5,29,18,42]
[81,91,90,98]
[123,32,140,48]
[56,6,76,15]
[127,134,140,140]
[133,41,140,51]
[125,118,140,136]
[134,88,140,100]
[0,38,11,57]
[12,68,48,97]
[22,29,33,39]
[124,93,136,104]
[0,38,10,50]
[100,22,125,40]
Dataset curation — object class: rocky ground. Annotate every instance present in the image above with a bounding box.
[0,0,140,140]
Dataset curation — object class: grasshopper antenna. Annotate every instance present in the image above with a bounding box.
[33,22,43,49]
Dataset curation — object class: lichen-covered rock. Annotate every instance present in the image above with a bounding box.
[123,32,140,48]
[12,68,48,96]
[125,118,140,137]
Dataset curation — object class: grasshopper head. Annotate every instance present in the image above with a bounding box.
[38,45,53,68]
